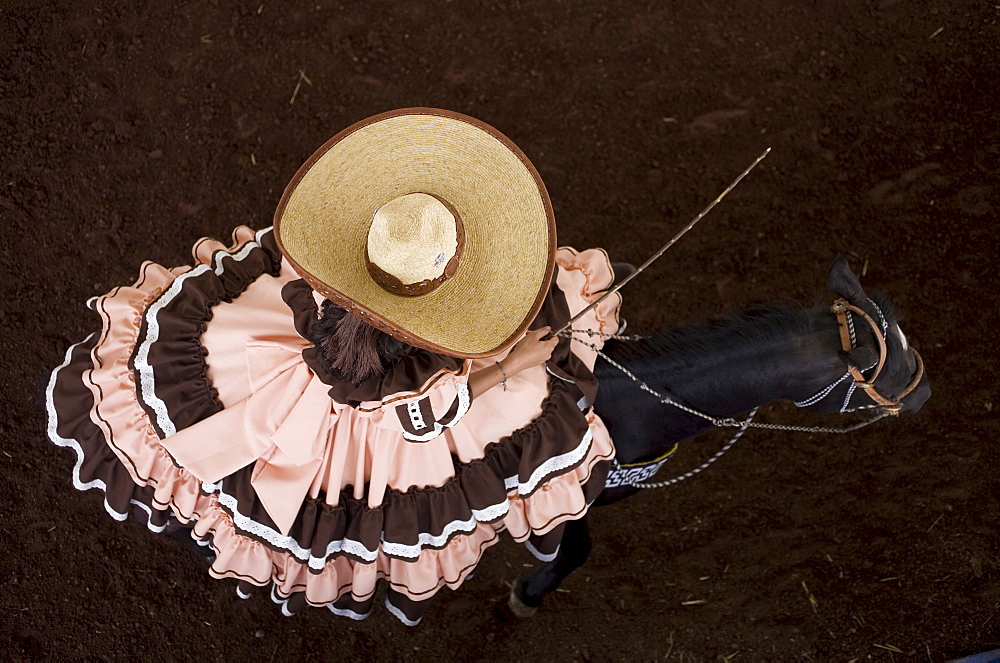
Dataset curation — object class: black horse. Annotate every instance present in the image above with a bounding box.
[509,255,931,616]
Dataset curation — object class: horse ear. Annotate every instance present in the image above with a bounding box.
[839,347,878,372]
[827,254,868,303]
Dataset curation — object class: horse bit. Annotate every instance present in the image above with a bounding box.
[818,298,925,416]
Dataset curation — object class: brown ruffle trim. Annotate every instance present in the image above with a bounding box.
[47,335,180,531]
[281,278,466,408]
[204,373,597,566]
[132,229,284,437]
[51,231,607,573]
[530,266,599,407]
[239,565,470,625]
[246,460,611,624]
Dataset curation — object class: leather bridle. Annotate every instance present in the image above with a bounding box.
[831,298,925,415]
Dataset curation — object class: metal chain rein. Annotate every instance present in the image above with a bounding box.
[613,406,759,489]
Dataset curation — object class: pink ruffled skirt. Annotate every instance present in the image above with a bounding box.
[44,226,621,624]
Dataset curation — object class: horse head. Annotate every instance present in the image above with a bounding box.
[824,255,930,414]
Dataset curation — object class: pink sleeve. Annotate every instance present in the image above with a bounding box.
[355,363,473,441]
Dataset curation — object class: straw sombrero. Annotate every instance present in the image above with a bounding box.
[273,108,556,358]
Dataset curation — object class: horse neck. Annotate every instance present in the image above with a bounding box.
[612,307,847,418]
[669,329,845,416]
[594,304,892,466]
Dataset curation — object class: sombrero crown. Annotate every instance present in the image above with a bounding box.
[274,108,556,358]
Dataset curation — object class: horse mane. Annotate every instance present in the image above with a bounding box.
[606,292,897,371]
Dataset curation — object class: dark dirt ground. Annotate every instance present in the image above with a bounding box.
[2,0,998,660]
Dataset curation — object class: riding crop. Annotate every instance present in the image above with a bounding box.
[545,147,772,341]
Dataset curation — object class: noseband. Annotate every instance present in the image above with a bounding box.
[831,298,924,415]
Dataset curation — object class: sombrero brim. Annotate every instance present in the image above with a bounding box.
[274,108,556,358]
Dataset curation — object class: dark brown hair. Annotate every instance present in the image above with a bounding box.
[309,302,411,383]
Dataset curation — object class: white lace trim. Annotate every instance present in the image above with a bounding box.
[384,595,421,626]
[205,475,501,565]
[128,500,168,533]
[205,480,379,566]
[524,539,559,563]
[546,365,576,383]
[381,514,480,559]
[102,501,128,522]
[450,382,472,423]
[471,500,510,523]
[269,586,297,617]
[406,401,426,430]
[270,582,374,621]
[135,263,211,438]
[403,425,441,442]
[517,428,593,496]
[47,336,105,491]
[501,428,593,495]
[46,335,166,534]
[401,382,471,442]
[135,227,272,439]
[328,604,371,621]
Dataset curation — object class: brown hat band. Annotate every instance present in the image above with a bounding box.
[364,193,466,297]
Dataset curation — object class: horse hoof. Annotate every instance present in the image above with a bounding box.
[507,586,538,618]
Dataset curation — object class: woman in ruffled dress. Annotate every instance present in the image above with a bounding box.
[45,108,621,625]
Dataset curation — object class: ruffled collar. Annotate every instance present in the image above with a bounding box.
[279,267,594,408]
[281,279,465,407]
